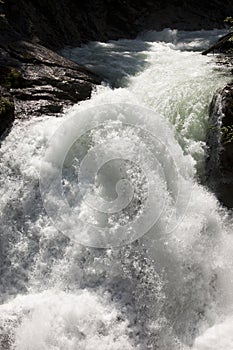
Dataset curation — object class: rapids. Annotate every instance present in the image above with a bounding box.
[0,29,233,349]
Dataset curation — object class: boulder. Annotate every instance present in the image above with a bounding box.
[0,3,102,137]
[206,82,233,208]
[0,40,101,135]
[202,32,233,55]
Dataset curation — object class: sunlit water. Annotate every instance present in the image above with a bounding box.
[0,29,233,349]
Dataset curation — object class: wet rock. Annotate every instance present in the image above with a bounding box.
[0,89,14,138]
[0,2,102,137]
[202,32,233,55]
[0,40,101,133]
[206,83,233,208]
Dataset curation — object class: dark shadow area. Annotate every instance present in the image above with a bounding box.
[205,84,233,209]
[3,0,233,50]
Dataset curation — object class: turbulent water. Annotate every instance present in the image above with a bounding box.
[1,29,233,349]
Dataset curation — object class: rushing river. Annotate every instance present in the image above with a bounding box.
[0,29,233,349]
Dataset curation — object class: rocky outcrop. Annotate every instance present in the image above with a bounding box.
[0,41,101,120]
[202,32,233,55]
[3,0,233,50]
[0,5,101,137]
[206,82,233,208]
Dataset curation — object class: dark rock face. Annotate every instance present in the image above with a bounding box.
[3,0,233,50]
[206,82,233,208]
[0,41,101,120]
[0,3,102,138]
[0,89,14,137]
[202,32,233,55]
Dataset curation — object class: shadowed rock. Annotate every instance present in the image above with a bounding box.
[206,82,233,208]
[3,0,233,50]
[0,40,101,135]
[0,5,102,137]
[202,32,233,55]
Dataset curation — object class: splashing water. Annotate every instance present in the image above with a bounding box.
[0,29,233,349]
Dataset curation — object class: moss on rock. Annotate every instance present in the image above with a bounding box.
[0,94,14,136]
[0,96,13,112]
[0,66,23,88]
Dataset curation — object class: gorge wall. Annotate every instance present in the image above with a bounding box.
[2,0,233,49]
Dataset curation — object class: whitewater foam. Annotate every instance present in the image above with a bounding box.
[0,29,232,349]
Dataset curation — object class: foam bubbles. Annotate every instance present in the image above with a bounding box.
[0,29,232,350]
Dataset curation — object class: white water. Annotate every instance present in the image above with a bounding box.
[0,29,233,349]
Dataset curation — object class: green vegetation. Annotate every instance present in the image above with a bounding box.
[224,16,233,32]
[208,123,233,145]
[0,67,22,88]
[223,17,233,54]
[221,125,233,145]
[6,68,22,88]
[0,96,14,115]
